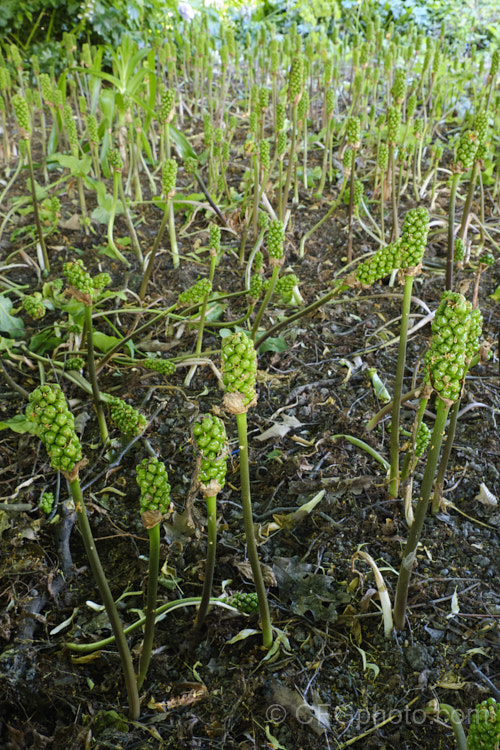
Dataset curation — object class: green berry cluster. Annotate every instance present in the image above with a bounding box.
[92,272,111,292]
[346,117,361,149]
[356,240,402,285]
[253,250,264,271]
[26,384,83,475]
[159,88,175,124]
[288,56,304,106]
[221,331,257,408]
[22,293,45,320]
[277,131,287,159]
[260,139,271,170]
[65,357,85,371]
[136,457,171,517]
[267,219,285,263]
[64,104,78,153]
[297,89,309,123]
[352,179,363,208]
[39,491,55,514]
[465,307,483,364]
[377,143,389,171]
[387,106,401,144]
[258,212,270,231]
[63,259,99,302]
[455,130,478,172]
[467,698,499,750]
[108,147,123,171]
[12,93,31,138]
[406,93,417,119]
[142,358,176,377]
[454,237,465,262]
[162,158,177,198]
[178,278,212,306]
[415,422,430,458]
[400,206,429,268]
[391,68,406,103]
[86,114,99,145]
[193,414,227,488]
[343,147,354,174]
[107,396,147,436]
[209,224,221,254]
[231,591,259,614]
[249,273,263,301]
[276,102,286,132]
[425,291,474,403]
[276,274,299,303]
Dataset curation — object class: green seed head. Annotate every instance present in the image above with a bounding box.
[26,384,83,476]
[108,396,147,436]
[231,591,259,613]
[209,223,221,254]
[65,357,85,371]
[178,278,212,306]
[162,158,177,198]
[288,55,304,106]
[267,219,285,264]
[326,89,335,116]
[475,111,488,144]
[22,293,45,320]
[356,240,403,285]
[136,457,171,521]
[12,94,31,139]
[63,259,95,301]
[352,180,363,208]
[64,104,78,151]
[454,237,465,263]
[346,116,361,149]
[221,331,257,410]
[415,422,430,458]
[159,88,175,124]
[297,89,309,123]
[406,93,417,119]
[277,130,287,158]
[39,491,55,514]
[249,273,263,301]
[387,106,401,145]
[489,49,499,81]
[193,413,227,462]
[343,147,354,175]
[377,142,389,171]
[259,139,271,170]
[400,206,429,269]
[425,291,473,403]
[86,114,99,144]
[467,698,499,750]
[142,358,176,377]
[391,68,406,104]
[455,129,478,172]
[276,273,300,303]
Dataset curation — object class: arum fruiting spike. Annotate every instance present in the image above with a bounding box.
[142,358,176,377]
[22,293,45,320]
[107,396,147,436]
[136,457,171,519]
[221,331,257,409]
[178,278,212,306]
[26,384,83,476]
[467,698,499,750]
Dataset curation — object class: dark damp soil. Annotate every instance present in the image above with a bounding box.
[0,106,499,750]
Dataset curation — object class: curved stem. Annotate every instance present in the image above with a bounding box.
[84,305,108,445]
[196,494,218,629]
[137,523,161,690]
[26,140,50,272]
[393,397,450,630]
[69,477,140,720]
[235,411,272,648]
[108,172,131,267]
[389,275,414,498]
[430,704,467,750]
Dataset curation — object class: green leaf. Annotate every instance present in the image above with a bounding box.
[490,285,500,301]
[0,296,24,336]
[29,330,61,355]
[258,337,287,354]
[92,332,122,352]
[50,153,92,177]
[0,414,38,435]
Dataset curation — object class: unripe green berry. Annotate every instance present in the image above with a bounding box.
[455,129,478,172]
[221,331,257,409]
[407,93,417,119]
[209,223,221,253]
[288,55,304,106]
[231,591,259,613]
[346,117,361,149]
[387,106,401,144]
[377,143,389,171]
[415,422,430,458]
[86,114,99,144]
[454,237,465,262]
[249,273,263,301]
[178,278,212,306]
[39,491,55,514]
[65,357,85,371]
[12,94,31,138]
[467,697,499,750]
[63,259,95,299]
[400,206,429,268]
[277,131,287,158]
[391,68,406,104]
[260,139,270,170]
[159,88,175,124]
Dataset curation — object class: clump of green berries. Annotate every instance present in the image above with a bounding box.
[22,293,45,320]
[267,219,285,264]
[193,414,227,491]
[230,591,259,614]
[221,331,258,410]
[107,396,147,436]
[26,384,83,476]
[178,278,212,306]
[142,358,176,377]
[39,491,55,514]
[136,457,171,524]
[467,698,499,750]
[400,206,429,268]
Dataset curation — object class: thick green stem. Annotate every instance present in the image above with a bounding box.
[389,275,414,498]
[108,172,131,266]
[389,144,399,242]
[446,172,461,291]
[251,264,281,342]
[431,398,459,514]
[26,140,50,272]
[235,411,272,648]
[137,523,160,690]
[196,494,218,629]
[118,176,143,263]
[69,477,140,720]
[84,305,108,445]
[430,704,467,750]
[393,397,450,630]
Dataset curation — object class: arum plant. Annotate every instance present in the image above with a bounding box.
[107,147,143,264]
[192,414,228,629]
[388,206,429,498]
[425,697,499,750]
[221,331,273,648]
[135,457,171,690]
[63,259,110,445]
[11,93,50,273]
[139,157,178,300]
[251,219,285,342]
[25,384,140,720]
[393,291,478,630]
